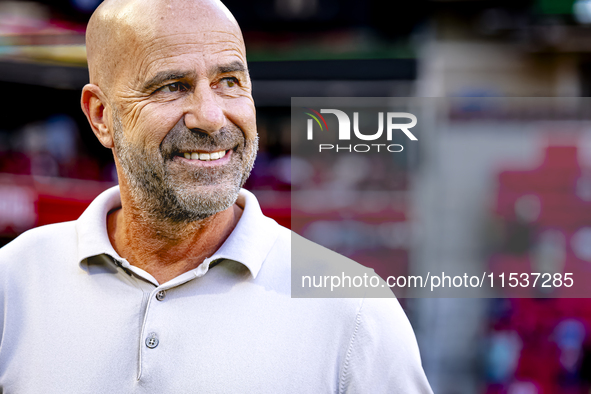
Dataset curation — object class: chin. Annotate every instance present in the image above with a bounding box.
[171,183,241,219]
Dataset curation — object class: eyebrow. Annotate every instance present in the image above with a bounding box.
[211,60,248,77]
[141,70,195,92]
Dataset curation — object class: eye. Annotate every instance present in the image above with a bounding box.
[219,77,239,88]
[158,82,187,93]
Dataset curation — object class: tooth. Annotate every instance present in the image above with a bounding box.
[199,153,210,160]
[210,152,220,160]
[191,153,199,160]
[184,153,191,159]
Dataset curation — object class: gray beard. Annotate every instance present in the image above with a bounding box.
[112,112,258,223]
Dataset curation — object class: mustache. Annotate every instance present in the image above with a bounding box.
[160,122,245,160]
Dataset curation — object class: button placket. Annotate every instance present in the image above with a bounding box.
[137,289,164,380]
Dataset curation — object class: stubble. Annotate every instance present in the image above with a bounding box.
[112,111,258,224]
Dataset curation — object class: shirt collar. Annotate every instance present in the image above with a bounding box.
[75,185,279,279]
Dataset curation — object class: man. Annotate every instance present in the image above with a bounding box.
[0,0,433,392]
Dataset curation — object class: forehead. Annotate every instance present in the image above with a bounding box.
[140,32,245,76]
[118,4,246,83]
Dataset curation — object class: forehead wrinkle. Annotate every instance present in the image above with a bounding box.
[138,31,245,58]
[209,29,244,43]
[138,48,244,82]
[207,47,245,56]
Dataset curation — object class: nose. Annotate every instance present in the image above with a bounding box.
[183,82,226,133]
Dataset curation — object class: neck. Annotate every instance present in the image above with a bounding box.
[107,190,243,284]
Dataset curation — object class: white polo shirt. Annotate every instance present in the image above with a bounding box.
[0,186,432,393]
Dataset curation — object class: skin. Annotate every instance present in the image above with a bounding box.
[80,0,257,284]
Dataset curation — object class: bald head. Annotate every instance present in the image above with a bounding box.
[86,0,242,97]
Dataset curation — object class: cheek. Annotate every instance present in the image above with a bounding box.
[226,97,257,140]
[123,102,184,148]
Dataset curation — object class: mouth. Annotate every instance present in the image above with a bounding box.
[172,147,236,167]
[180,149,230,162]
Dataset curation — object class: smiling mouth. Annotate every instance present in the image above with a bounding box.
[181,149,229,162]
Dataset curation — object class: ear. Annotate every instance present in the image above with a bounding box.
[81,84,114,148]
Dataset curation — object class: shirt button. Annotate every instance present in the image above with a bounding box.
[146,333,159,349]
[156,290,166,301]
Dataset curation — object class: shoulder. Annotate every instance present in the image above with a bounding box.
[0,221,78,270]
[269,224,371,272]
[289,230,392,298]
[262,225,432,392]
[258,219,396,298]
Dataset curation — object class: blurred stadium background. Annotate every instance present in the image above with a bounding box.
[3,0,591,393]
